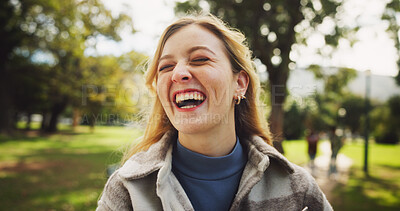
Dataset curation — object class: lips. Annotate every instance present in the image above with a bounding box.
[173,89,206,109]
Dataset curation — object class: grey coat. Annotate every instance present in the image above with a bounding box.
[97,130,333,211]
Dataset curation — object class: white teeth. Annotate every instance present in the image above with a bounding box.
[181,105,196,109]
[175,91,205,104]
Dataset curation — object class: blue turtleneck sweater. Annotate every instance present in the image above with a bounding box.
[172,138,247,211]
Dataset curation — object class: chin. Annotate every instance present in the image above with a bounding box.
[175,127,204,135]
[172,119,213,134]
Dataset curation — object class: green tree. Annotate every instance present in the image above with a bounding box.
[371,96,400,144]
[382,1,400,85]
[283,101,307,140]
[376,95,400,144]
[307,66,357,131]
[308,93,336,131]
[12,56,52,130]
[0,0,134,132]
[77,51,147,131]
[341,94,365,134]
[175,0,346,153]
[0,0,33,132]
[308,65,357,95]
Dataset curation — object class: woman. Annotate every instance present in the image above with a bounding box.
[97,14,332,211]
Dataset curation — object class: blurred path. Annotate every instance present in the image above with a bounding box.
[303,141,353,201]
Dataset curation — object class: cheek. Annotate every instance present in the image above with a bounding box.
[156,75,170,101]
[204,76,234,105]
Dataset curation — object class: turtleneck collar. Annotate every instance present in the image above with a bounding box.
[172,137,247,180]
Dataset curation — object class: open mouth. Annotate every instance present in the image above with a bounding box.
[174,90,206,109]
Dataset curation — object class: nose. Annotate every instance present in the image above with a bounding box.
[171,62,192,83]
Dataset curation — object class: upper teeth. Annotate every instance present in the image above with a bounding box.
[175,91,205,104]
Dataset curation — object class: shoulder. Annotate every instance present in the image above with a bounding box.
[118,130,176,180]
[273,158,332,210]
[97,130,177,210]
[243,135,332,210]
[289,164,322,194]
[97,171,132,210]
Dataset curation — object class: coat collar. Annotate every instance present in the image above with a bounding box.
[118,130,294,180]
[118,130,177,180]
[243,135,295,174]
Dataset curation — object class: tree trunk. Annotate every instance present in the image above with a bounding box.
[25,113,32,130]
[269,105,285,153]
[88,113,96,133]
[47,113,59,132]
[266,50,291,154]
[41,112,50,132]
[72,108,81,130]
[0,71,15,133]
[46,100,68,132]
[268,79,286,154]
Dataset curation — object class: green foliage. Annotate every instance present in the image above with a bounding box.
[341,94,365,134]
[371,95,400,144]
[284,70,360,137]
[382,1,400,85]
[306,66,358,132]
[174,0,202,14]
[388,95,400,123]
[284,101,307,139]
[308,65,357,94]
[78,51,148,126]
[0,0,147,132]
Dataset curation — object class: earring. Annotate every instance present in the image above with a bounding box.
[235,94,246,105]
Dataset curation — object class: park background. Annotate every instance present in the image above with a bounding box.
[0,0,399,210]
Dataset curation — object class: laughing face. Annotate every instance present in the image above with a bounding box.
[156,24,244,135]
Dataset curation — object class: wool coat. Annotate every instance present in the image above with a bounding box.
[97,130,333,211]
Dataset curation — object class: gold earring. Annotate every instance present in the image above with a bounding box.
[235,94,246,105]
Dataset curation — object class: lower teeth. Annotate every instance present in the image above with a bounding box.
[181,105,196,109]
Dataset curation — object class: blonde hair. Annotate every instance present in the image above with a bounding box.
[122,14,272,162]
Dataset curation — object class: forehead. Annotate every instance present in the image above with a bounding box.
[161,24,225,56]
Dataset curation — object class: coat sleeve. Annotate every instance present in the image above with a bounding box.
[96,171,133,211]
[302,171,333,211]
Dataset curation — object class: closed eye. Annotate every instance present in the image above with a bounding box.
[191,57,210,65]
[193,58,209,62]
[159,64,174,72]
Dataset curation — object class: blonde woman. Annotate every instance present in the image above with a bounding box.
[97,14,332,211]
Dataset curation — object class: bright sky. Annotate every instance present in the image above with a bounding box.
[98,0,177,55]
[98,0,399,77]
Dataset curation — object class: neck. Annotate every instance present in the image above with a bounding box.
[178,123,237,157]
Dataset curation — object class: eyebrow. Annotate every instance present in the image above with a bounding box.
[158,46,216,62]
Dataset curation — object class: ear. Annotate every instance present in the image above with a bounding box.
[236,70,249,94]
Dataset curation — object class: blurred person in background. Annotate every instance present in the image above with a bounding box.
[306,129,319,175]
[96,13,332,211]
[329,126,343,177]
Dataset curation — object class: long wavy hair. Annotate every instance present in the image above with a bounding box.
[122,13,272,163]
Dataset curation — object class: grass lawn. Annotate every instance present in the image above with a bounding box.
[0,125,142,211]
[331,141,400,211]
[283,139,400,211]
[282,139,319,165]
